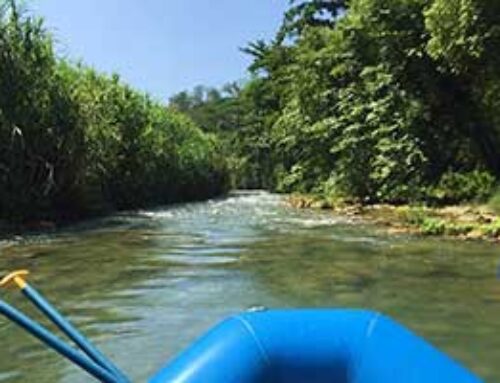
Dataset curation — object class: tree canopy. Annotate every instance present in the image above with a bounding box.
[173,0,499,204]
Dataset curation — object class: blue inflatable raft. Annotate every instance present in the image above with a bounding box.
[0,272,483,382]
[150,309,482,383]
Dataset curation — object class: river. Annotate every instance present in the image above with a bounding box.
[0,191,498,382]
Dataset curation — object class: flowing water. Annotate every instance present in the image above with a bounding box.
[0,191,498,382]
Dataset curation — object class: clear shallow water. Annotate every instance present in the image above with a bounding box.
[0,191,499,382]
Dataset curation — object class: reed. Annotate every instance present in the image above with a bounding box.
[0,1,228,224]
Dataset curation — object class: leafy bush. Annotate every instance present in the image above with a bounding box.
[328,66,427,203]
[428,170,496,204]
[420,218,446,236]
[481,220,500,238]
[488,189,500,214]
[444,223,474,236]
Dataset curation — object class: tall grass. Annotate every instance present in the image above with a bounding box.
[0,1,228,223]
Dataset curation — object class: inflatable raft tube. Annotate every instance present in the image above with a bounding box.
[150,309,482,383]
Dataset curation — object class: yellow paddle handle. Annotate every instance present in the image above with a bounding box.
[0,270,29,289]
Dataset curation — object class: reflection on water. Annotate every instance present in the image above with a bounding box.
[0,191,498,382]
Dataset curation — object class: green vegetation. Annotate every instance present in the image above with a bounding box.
[0,1,228,225]
[2,0,499,233]
[172,0,499,207]
[488,189,500,215]
[413,215,500,239]
[169,83,276,189]
[287,195,499,240]
[389,205,499,239]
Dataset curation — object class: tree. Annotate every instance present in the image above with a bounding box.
[231,0,499,202]
[277,0,347,42]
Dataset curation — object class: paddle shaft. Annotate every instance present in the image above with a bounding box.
[0,300,119,383]
[21,284,130,383]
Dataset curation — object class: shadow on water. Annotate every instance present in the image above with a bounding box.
[0,191,499,382]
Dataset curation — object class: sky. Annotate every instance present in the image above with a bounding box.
[31,0,288,101]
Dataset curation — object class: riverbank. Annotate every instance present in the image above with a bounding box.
[288,194,500,242]
[0,190,230,238]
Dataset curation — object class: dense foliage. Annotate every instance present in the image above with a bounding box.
[172,0,499,204]
[169,83,276,189]
[3,0,498,226]
[0,1,228,223]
